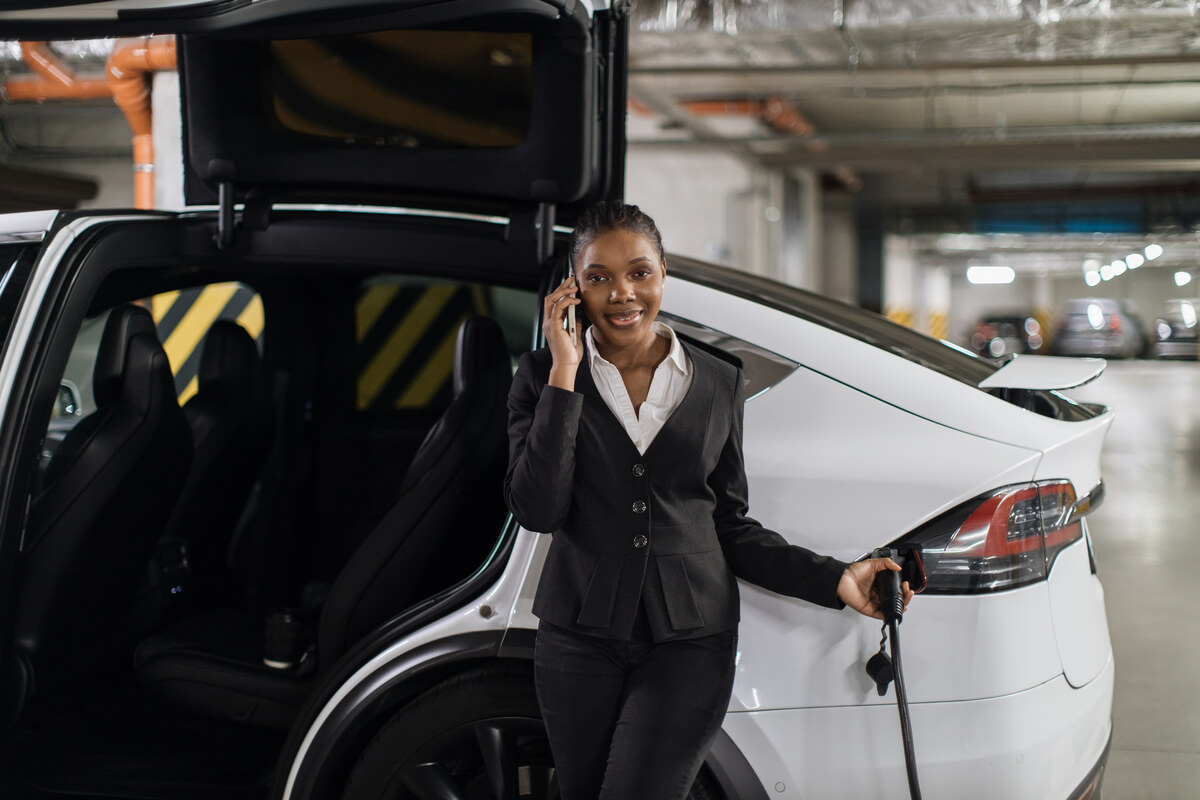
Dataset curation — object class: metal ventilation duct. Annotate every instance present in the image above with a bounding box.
[630,0,1200,70]
[0,39,112,75]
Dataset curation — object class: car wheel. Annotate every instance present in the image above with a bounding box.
[341,662,724,800]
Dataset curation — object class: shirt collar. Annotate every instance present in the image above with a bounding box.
[586,321,689,375]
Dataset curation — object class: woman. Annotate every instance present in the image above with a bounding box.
[504,202,912,800]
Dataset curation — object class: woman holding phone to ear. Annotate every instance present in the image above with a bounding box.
[504,202,912,800]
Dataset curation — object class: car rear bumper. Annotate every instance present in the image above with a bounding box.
[722,653,1114,800]
[1056,337,1132,357]
[1152,340,1198,359]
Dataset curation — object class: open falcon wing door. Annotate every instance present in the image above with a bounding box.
[0,0,628,229]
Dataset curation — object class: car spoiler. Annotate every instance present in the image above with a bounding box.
[977,354,1106,391]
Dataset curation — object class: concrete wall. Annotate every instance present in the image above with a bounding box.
[948,271,1038,344]
[623,148,751,268]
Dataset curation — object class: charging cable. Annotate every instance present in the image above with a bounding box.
[865,548,922,800]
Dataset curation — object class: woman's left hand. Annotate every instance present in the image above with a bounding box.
[837,558,915,620]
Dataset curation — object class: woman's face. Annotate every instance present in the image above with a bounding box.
[575,228,666,351]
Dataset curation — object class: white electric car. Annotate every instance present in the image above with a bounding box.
[0,2,1112,799]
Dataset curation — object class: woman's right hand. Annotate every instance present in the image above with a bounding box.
[544,275,584,389]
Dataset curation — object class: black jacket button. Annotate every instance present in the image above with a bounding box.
[633,535,648,548]
[632,464,645,477]
[632,500,647,514]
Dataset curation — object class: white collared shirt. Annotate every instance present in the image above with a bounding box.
[586,321,693,455]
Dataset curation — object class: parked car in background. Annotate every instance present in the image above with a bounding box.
[0,2,1113,799]
[969,312,1047,358]
[1054,297,1147,359]
[1152,298,1200,360]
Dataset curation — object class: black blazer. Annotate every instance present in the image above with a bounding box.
[504,341,848,641]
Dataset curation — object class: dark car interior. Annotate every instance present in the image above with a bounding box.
[0,212,538,797]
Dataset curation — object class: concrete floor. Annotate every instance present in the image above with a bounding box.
[1067,361,1200,799]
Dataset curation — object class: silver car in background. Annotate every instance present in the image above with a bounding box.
[1152,298,1200,360]
[1054,297,1147,359]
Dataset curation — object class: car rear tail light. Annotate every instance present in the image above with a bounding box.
[1108,315,1122,331]
[889,481,1099,594]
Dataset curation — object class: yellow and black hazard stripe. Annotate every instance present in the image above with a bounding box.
[355,282,490,412]
[885,306,914,329]
[150,282,265,405]
[927,311,949,341]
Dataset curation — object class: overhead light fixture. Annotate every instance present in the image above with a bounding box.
[1175,271,1192,287]
[966,265,1015,285]
[1126,253,1145,269]
[1112,260,1127,276]
[1084,271,1101,287]
[1146,243,1164,260]
[1100,264,1115,281]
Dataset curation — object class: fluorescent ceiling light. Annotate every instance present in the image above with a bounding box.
[1112,260,1127,276]
[1146,243,1164,260]
[1126,253,1145,269]
[1175,271,1192,287]
[1100,264,1114,281]
[966,265,1015,285]
[1084,271,1101,287]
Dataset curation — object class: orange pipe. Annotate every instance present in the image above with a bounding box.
[761,96,815,136]
[107,36,177,209]
[4,42,111,100]
[681,99,765,116]
[627,97,654,116]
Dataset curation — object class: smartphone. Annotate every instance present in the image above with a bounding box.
[564,257,578,346]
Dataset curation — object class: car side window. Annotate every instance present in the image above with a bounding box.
[0,243,37,362]
[353,276,533,413]
[148,281,265,405]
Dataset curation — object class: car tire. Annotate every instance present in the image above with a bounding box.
[341,662,725,800]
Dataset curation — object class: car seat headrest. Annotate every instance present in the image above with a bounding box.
[93,304,161,408]
[197,320,261,395]
[453,315,510,396]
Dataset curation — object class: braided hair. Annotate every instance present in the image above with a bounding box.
[569,201,665,270]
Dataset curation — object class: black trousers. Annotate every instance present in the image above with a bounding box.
[533,620,738,800]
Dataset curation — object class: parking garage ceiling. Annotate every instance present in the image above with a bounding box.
[625,0,1200,236]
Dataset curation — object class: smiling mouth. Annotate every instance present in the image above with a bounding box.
[606,309,643,327]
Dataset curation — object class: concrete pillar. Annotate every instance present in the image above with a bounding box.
[1032,271,1053,352]
[822,194,858,305]
[152,70,184,210]
[856,205,884,314]
[883,234,916,328]
[924,264,951,340]
[747,168,786,282]
[781,168,821,292]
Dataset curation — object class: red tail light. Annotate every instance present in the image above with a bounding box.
[890,481,1097,594]
[1108,315,1122,332]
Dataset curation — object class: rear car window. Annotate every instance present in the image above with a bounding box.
[354,276,533,413]
[55,280,263,416]
[672,256,999,387]
[149,281,264,405]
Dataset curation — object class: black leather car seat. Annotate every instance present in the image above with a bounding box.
[134,315,513,729]
[16,304,193,696]
[159,320,271,605]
